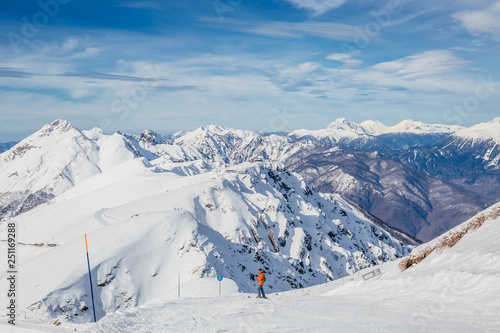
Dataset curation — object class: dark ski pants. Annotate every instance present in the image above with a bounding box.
[257,285,266,298]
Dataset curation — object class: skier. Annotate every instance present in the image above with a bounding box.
[256,269,267,299]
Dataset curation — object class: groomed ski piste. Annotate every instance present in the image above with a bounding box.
[2,204,499,332]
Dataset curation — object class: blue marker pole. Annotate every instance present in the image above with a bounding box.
[85,234,97,322]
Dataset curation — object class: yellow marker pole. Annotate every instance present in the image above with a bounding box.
[85,234,96,322]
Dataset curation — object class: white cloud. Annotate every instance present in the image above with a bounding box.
[341,50,481,97]
[452,0,500,36]
[281,62,323,75]
[326,53,362,66]
[283,0,347,15]
[267,62,323,91]
[200,18,356,41]
[61,37,80,53]
[249,21,355,40]
[372,50,469,79]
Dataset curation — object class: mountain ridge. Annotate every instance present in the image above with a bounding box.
[2,117,498,242]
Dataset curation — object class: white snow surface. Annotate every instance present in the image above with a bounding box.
[0,157,409,326]
[172,124,303,163]
[0,120,206,220]
[377,119,463,135]
[3,203,499,332]
[449,117,500,144]
[287,118,463,143]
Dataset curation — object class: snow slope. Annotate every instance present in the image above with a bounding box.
[0,160,409,325]
[5,202,497,332]
[449,117,500,145]
[0,120,134,220]
[0,121,205,221]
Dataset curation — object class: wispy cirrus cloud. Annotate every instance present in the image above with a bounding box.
[326,53,362,67]
[452,0,500,36]
[60,72,169,82]
[347,50,477,96]
[265,62,323,91]
[282,0,347,15]
[1,0,499,139]
[0,67,33,78]
[201,18,356,40]
[372,50,469,79]
[116,1,161,9]
[268,50,476,99]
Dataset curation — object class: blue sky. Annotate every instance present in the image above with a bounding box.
[0,0,499,141]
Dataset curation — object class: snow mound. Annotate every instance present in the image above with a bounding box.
[400,202,500,270]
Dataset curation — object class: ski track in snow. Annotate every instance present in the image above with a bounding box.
[3,259,499,333]
[93,209,110,227]
[7,284,496,333]
[93,209,121,227]
[4,206,500,333]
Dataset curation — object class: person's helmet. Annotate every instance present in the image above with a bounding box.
[258,269,263,272]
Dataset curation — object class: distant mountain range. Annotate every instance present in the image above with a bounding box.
[1,118,499,242]
[162,118,499,241]
[386,118,500,199]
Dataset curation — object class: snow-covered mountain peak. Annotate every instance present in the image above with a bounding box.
[0,120,174,220]
[394,119,423,130]
[289,118,462,145]
[82,127,105,141]
[326,118,366,134]
[359,120,388,135]
[197,124,256,138]
[174,124,258,144]
[6,119,91,161]
[323,118,461,136]
[388,119,462,134]
[38,119,78,137]
[199,124,228,133]
[450,117,500,144]
[289,119,368,143]
[138,129,168,144]
[327,117,350,128]
[171,124,272,163]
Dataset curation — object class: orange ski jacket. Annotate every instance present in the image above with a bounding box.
[257,272,266,286]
